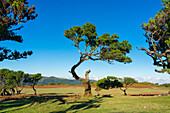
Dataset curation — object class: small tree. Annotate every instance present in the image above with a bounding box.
[0,69,26,95]
[0,0,38,62]
[119,77,138,96]
[11,70,25,94]
[138,0,170,74]
[95,76,123,96]
[24,73,42,95]
[64,23,132,97]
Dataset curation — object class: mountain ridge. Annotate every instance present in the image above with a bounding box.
[37,76,96,85]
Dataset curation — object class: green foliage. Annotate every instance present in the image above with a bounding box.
[140,0,170,74]
[12,70,25,86]
[65,23,132,96]
[56,83,66,85]
[0,68,42,95]
[0,0,37,62]
[23,73,42,95]
[0,69,26,95]
[160,83,170,87]
[123,77,138,86]
[96,76,123,91]
[0,69,10,89]
[119,77,138,96]
[64,23,132,64]
[48,82,56,85]
[24,73,42,86]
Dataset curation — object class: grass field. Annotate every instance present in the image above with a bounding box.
[0,86,170,113]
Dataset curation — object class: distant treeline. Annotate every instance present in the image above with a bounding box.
[133,82,170,87]
[160,83,170,87]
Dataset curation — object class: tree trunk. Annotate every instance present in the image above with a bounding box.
[123,90,127,96]
[70,59,93,97]
[11,88,15,95]
[15,85,20,95]
[83,70,92,97]
[16,87,23,95]
[0,88,5,96]
[33,85,36,95]
[97,91,100,96]
[1,89,11,96]
[120,88,127,96]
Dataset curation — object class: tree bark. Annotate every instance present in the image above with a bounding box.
[120,88,127,96]
[70,59,93,97]
[123,89,127,96]
[0,88,5,96]
[11,88,15,95]
[15,85,23,95]
[83,70,92,97]
[15,84,21,94]
[0,89,11,96]
[97,91,100,96]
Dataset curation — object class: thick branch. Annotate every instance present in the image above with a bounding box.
[85,44,89,54]
[120,87,127,91]
[150,31,157,52]
[76,44,82,55]
[155,69,166,73]
[70,58,85,82]
[89,56,101,61]
[137,47,170,57]
[155,29,167,43]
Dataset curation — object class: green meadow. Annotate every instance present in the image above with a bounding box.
[0,86,170,113]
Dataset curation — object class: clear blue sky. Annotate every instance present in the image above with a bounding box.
[0,0,170,83]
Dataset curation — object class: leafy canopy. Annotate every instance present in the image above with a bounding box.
[0,69,25,90]
[64,23,132,64]
[139,0,170,73]
[24,73,42,85]
[96,76,123,91]
[122,77,138,86]
[0,0,37,61]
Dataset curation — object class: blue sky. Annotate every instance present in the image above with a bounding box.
[0,0,170,83]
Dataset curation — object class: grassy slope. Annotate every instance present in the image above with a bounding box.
[0,86,170,113]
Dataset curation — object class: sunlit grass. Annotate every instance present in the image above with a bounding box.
[0,86,170,113]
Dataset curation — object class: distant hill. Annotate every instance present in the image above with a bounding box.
[37,76,96,85]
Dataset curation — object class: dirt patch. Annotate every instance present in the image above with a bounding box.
[129,93,169,96]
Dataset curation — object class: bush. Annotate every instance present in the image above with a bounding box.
[48,83,56,85]
[36,84,44,86]
[160,83,170,87]
[56,83,66,85]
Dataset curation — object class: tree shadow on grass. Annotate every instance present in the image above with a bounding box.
[40,93,74,95]
[40,93,62,95]
[50,97,103,113]
[0,94,69,112]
